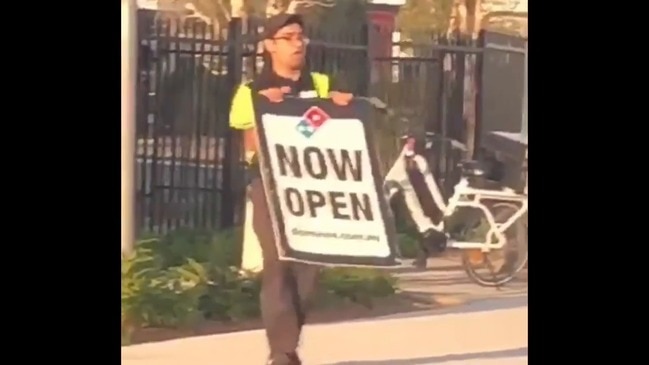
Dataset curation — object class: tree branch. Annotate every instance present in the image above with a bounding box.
[184,3,214,24]
[216,1,232,21]
[286,0,335,14]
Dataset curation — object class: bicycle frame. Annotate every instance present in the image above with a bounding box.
[384,137,527,253]
[444,178,527,252]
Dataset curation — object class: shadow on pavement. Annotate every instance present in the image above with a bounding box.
[345,295,528,324]
[129,293,446,346]
[396,269,528,289]
[325,347,528,365]
[399,276,476,287]
[389,264,464,275]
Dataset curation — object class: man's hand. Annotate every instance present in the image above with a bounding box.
[259,87,291,102]
[329,91,353,106]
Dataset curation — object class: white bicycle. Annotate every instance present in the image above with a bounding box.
[384,132,528,287]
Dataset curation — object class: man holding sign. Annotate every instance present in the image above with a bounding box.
[229,13,352,365]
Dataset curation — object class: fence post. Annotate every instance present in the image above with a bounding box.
[221,18,244,229]
[359,22,370,97]
[122,0,137,254]
[521,36,528,143]
[473,30,486,157]
[135,12,152,234]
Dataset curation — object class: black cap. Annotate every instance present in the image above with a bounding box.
[260,13,304,40]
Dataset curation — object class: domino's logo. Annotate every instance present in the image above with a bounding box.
[295,106,330,138]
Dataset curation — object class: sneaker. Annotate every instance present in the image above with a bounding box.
[267,352,302,365]
[287,352,301,365]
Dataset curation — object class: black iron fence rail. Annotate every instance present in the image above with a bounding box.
[135,10,526,235]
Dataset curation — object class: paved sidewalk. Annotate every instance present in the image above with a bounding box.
[122,295,527,365]
[395,256,528,304]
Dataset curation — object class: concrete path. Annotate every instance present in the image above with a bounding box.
[122,256,527,365]
[395,255,528,305]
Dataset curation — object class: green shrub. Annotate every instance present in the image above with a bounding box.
[138,228,242,269]
[195,265,261,322]
[397,232,420,258]
[121,228,399,344]
[121,244,207,343]
[320,268,397,308]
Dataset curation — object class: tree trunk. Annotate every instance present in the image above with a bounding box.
[447,0,482,159]
[231,0,247,18]
[472,0,483,38]
[451,0,468,34]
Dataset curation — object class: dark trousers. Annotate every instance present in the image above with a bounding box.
[249,178,320,357]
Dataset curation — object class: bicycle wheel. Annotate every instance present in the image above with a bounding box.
[461,202,528,287]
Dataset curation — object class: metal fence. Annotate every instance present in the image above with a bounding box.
[370,34,483,195]
[135,10,526,235]
[137,13,237,234]
[477,31,527,143]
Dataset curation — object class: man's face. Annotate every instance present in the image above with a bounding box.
[264,23,308,70]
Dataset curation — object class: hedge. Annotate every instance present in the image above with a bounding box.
[121,228,398,344]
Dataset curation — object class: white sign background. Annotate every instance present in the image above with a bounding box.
[261,113,391,258]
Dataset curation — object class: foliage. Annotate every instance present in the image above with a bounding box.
[396,0,455,40]
[121,228,398,344]
[483,15,527,37]
[320,268,397,308]
[121,244,207,343]
[138,227,241,268]
[180,0,339,23]
[190,0,232,21]
[397,232,421,258]
[302,0,367,34]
